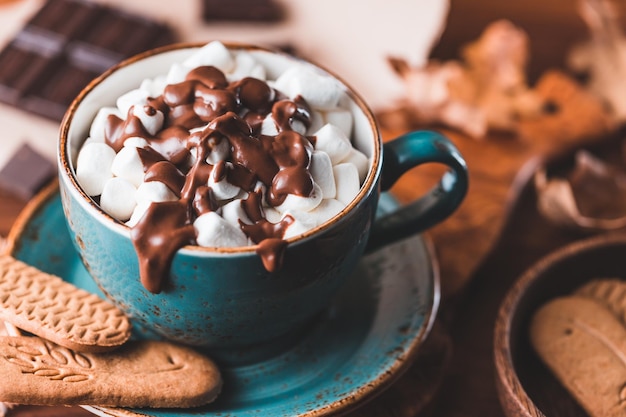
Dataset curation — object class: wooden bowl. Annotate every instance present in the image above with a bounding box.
[494,232,626,417]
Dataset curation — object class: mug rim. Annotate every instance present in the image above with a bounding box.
[58,41,383,255]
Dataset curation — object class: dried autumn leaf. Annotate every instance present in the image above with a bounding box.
[535,150,626,231]
[388,20,544,138]
[568,0,626,122]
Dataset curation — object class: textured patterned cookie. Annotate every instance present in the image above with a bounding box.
[0,336,222,407]
[530,296,626,417]
[0,255,130,352]
[576,278,626,325]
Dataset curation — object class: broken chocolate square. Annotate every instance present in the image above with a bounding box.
[0,144,56,200]
[202,0,285,22]
[0,0,176,121]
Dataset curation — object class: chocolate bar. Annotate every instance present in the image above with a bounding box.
[67,8,177,74]
[202,0,285,22]
[0,0,176,121]
[0,144,56,200]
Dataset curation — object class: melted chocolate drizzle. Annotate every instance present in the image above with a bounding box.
[144,161,186,197]
[103,66,314,293]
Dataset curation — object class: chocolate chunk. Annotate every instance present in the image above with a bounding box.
[0,0,176,121]
[0,144,56,200]
[202,0,285,22]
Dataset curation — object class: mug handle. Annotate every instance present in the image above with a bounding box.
[366,130,468,252]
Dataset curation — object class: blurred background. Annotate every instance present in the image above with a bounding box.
[1,0,625,168]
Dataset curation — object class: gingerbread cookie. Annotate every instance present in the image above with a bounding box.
[0,336,222,407]
[576,278,626,325]
[0,255,130,352]
[530,296,626,417]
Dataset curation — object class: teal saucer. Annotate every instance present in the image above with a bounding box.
[7,183,439,417]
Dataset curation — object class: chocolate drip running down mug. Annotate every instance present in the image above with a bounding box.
[58,42,468,352]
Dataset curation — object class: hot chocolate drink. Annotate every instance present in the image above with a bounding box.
[74,41,369,293]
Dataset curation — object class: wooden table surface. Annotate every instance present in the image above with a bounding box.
[2,0,625,416]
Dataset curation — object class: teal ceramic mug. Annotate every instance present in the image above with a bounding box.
[58,42,467,353]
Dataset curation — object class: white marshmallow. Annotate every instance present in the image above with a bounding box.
[324,108,353,138]
[185,148,198,172]
[111,145,146,187]
[274,65,342,110]
[205,137,231,165]
[311,198,345,225]
[189,124,207,134]
[283,198,345,240]
[194,212,248,248]
[264,207,282,223]
[117,89,149,116]
[291,119,307,135]
[76,143,116,196]
[140,75,167,97]
[333,163,361,206]
[123,136,150,148]
[282,210,318,240]
[275,182,323,213]
[208,163,240,201]
[248,64,267,81]
[253,181,271,207]
[313,123,352,164]
[339,148,369,183]
[336,91,352,109]
[260,115,279,136]
[126,201,150,227]
[227,52,266,82]
[166,62,191,85]
[189,127,209,163]
[283,197,347,239]
[131,105,164,136]
[183,41,235,74]
[221,199,252,227]
[273,67,298,92]
[82,137,100,147]
[100,177,137,221]
[310,151,336,199]
[89,107,121,142]
[307,110,325,135]
[136,181,178,206]
[261,115,307,135]
[233,189,249,201]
